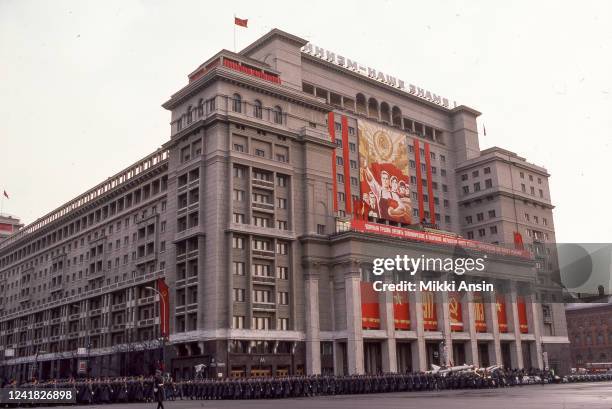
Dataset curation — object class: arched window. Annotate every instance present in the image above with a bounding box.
[186,106,193,124]
[232,93,242,113]
[392,106,402,127]
[356,93,367,115]
[253,100,263,119]
[367,97,379,120]
[273,106,283,124]
[380,102,390,123]
[197,99,204,117]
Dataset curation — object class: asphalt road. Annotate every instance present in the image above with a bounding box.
[40,382,612,409]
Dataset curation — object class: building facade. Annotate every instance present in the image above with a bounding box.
[0,29,569,382]
[0,215,23,242]
[566,300,612,369]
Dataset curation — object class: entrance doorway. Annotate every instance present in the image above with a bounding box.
[452,342,467,365]
[364,342,382,374]
[426,341,442,369]
[478,342,490,367]
[396,342,412,373]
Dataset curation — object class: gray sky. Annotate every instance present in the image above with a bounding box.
[1,0,610,242]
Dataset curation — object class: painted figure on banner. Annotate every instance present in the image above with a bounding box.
[358,120,412,224]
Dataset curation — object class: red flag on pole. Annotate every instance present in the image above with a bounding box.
[157,278,170,339]
[234,17,248,27]
[3,190,8,199]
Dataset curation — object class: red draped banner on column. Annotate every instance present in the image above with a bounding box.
[393,291,410,330]
[496,294,508,333]
[517,297,529,334]
[473,294,487,333]
[422,291,438,330]
[361,282,380,329]
[449,292,463,332]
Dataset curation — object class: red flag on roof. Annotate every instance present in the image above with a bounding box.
[234,17,248,27]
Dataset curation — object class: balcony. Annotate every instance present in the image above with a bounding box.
[50,317,61,325]
[137,318,155,327]
[252,302,275,311]
[111,323,126,332]
[252,178,274,190]
[252,275,275,285]
[137,296,156,306]
[112,303,127,312]
[89,308,102,316]
[252,201,274,212]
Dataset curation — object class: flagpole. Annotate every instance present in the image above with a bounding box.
[233,14,236,52]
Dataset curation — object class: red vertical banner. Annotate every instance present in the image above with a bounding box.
[393,291,410,330]
[424,142,435,224]
[157,278,170,338]
[422,291,437,330]
[517,297,529,334]
[448,292,463,331]
[413,140,425,221]
[341,115,352,213]
[360,282,380,329]
[473,294,487,332]
[328,112,338,213]
[496,294,508,333]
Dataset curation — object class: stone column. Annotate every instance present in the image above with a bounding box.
[304,262,321,375]
[380,274,397,373]
[413,290,427,371]
[344,261,364,375]
[528,294,544,369]
[439,277,453,366]
[509,284,524,369]
[487,291,502,366]
[465,291,479,367]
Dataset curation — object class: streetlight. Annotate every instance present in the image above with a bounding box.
[145,286,166,372]
[34,349,46,381]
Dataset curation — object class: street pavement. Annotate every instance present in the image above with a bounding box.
[46,382,612,409]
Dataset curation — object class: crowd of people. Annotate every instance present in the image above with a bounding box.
[2,368,611,405]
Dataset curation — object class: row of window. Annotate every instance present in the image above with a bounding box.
[232,316,289,330]
[232,237,289,254]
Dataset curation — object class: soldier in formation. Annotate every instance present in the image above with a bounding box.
[10,368,612,404]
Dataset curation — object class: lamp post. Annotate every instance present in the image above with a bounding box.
[145,286,166,372]
[34,349,46,381]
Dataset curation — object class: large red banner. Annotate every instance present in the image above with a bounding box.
[393,291,410,330]
[517,297,529,334]
[361,282,380,329]
[449,292,463,332]
[422,291,437,330]
[496,294,508,333]
[157,278,170,338]
[358,120,413,224]
[350,220,531,259]
[473,294,487,332]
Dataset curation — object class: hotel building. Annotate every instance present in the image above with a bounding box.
[0,29,568,382]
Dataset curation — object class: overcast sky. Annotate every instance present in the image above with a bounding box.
[1,0,611,242]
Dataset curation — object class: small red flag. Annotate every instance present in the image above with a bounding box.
[234,17,248,28]
[3,190,8,199]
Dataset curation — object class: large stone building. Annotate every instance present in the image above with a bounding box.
[566,299,612,369]
[0,29,569,382]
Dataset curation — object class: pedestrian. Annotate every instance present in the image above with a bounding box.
[154,370,165,409]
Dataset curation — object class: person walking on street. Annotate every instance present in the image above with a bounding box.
[154,370,165,409]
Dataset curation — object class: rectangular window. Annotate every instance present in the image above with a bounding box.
[277,198,287,209]
[277,318,289,330]
[233,261,245,275]
[276,242,288,255]
[276,266,289,279]
[485,179,492,188]
[473,182,481,192]
[233,213,246,224]
[488,210,496,218]
[233,143,244,152]
[476,212,484,221]
[232,236,245,249]
[277,220,288,230]
[232,316,245,329]
[255,149,265,157]
[490,226,498,234]
[277,175,287,187]
[233,288,245,302]
[277,291,289,305]
[233,189,245,201]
